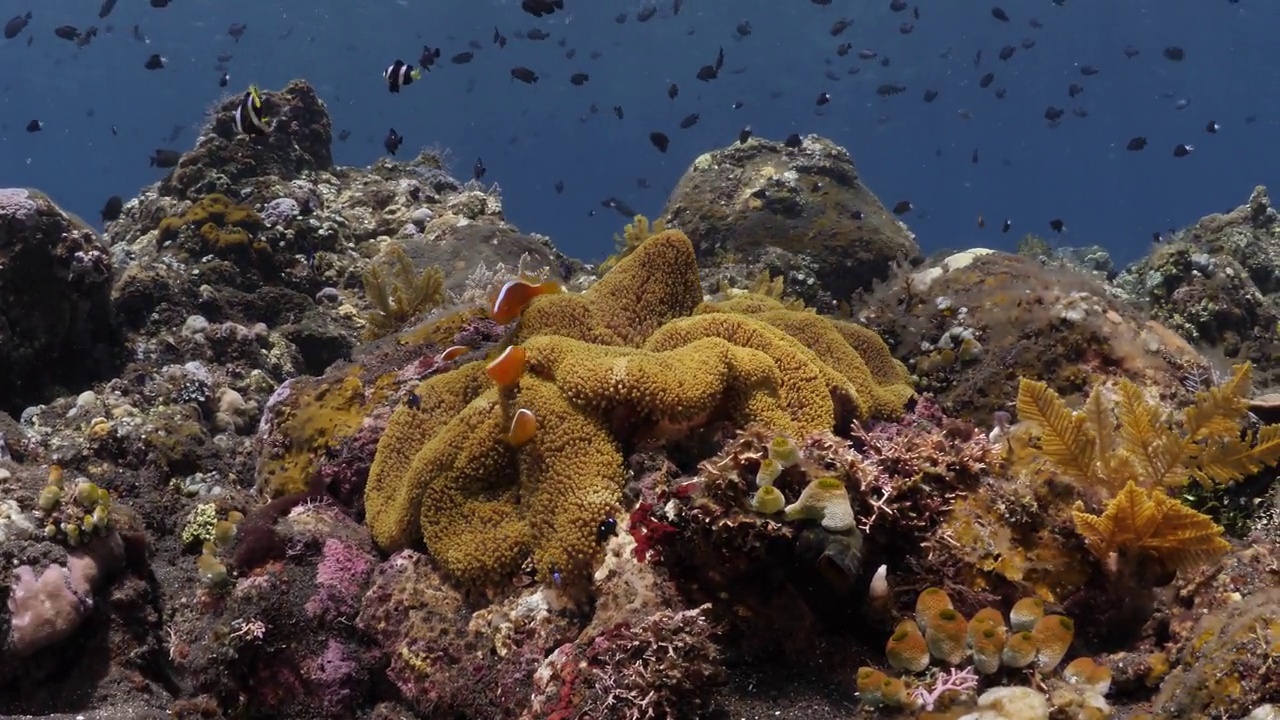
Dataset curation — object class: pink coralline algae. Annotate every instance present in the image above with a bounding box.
[304,639,363,717]
[305,538,375,622]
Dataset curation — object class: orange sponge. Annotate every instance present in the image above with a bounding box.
[886,619,930,673]
[924,607,969,665]
[1031,614,1075,672]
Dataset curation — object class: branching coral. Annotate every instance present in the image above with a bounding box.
[1012,364,1279,573]
[361,241,446,340]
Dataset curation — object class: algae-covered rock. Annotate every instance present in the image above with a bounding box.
[857,248,1206,423]
[661,134,922,309]
[0,188,119,414]
[1115,185,1280,393]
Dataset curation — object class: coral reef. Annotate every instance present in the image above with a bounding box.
[2,80,1279,720]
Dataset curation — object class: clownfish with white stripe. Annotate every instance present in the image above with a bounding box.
[384,59,422,93]
[233,85,267,136]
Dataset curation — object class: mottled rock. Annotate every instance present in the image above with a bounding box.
[1115,186,1280,392]
[0,188,119,414]
[157,80,333,199]
[661,135,922,309]
[857,249,1206,422]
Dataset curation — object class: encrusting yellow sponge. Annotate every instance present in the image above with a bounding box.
[783,476,856,532]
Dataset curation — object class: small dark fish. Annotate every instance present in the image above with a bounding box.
[228,22,247,41]
[736,20,752,37]
[511,66,538,83]
[384,60,421,93]
[150,0,169,7]
[452,51,474,64]
[144,54,166,70]
[218,71,229,87]
[696,64,717,81]
[923,89,938,102]
[217,51,234,63]
[830,18,851,36]
[995,88,1007,99]
[99,0,117,19]
[25,119,41,132]
[1072,107,1088,118]
[1205,120,1219,134]
[851,210,863,220]
[1030,17,1044,28]
[597,517,617,543]
[554,179,564,194]
[101,195,123,222]
[570,72,589,85]
[998,45,1015,60]
[891,200,913,215]
[991,7,1010,21]
[338,129,351,141]
[526,28,550,40]
[420,45,441,69]
[837,44,855,58]
[889,0,907,11]
[1079,65,1099,76]
[784,133,802,149]
[1044,106,1065,122]
[1126,136,1147,151]
[876,83,906,97]
[564,48,575,59]
[667,83,678,99]
[493,27,507,47]
[1049,219,1066,233]
[1002,219,1011,233]
[636,4,657,22]
[1152,231,1163,243]
[649,132,669,153]
[738,126,752,144]
[816,92,830,106]
[384,128,403,155]
[973,49,983,67]
[979,73,995,88]
[898,21,913,34]
[1163,46,1185,62]
[637,178,651,189]
[149,149,181,168]
[615,12,627,24]
[1173,143,1193,157]
[521,0,564,18]
[1068,83,1084,98]
[4,11,32,40]
[1021,38,1036,50]
[468,39,483,50]
[673,0,684,15]
[972,148,979,163]
[54,25,81,41]
[473,157,486,180]
[732,100,744,109]
[1123,45,1140,59]
[132,25,147,43]
[613,105,624,119]
[679,113,700,129]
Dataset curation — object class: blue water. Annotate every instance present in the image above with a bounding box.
[1,0,1276,267]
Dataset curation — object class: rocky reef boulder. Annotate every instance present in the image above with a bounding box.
[158,80,333,200]
[1115,185,1280,392]
[856,248,1208,422]
[660,134,922,309]
[0,188,119,414]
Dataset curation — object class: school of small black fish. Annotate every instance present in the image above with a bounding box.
[0,0,1257,240]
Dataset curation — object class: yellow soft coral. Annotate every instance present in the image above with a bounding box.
[365,229,916,590]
